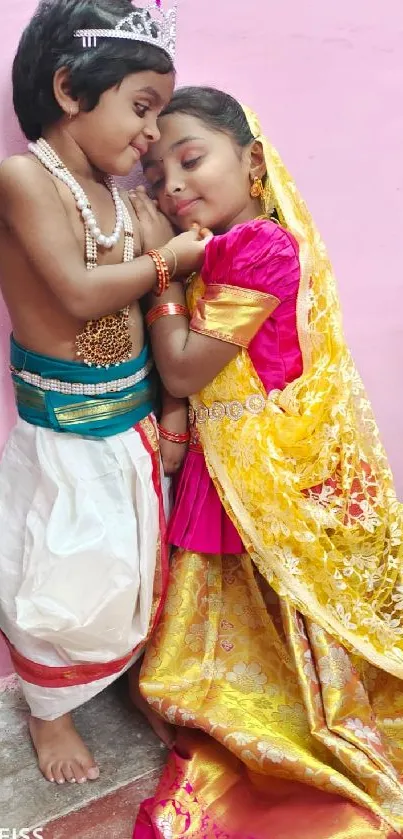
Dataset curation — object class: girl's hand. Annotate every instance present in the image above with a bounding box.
[158,395,189,476]
[129,186,174,251]
[159,436,188,476]
[164,226,213,276]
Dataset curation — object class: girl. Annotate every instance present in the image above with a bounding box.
[132,87,403,838]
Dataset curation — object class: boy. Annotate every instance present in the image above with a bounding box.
[0,0,204,786]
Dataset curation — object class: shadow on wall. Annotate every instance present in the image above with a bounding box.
[0,11,32,677]
[0,77,23,444]
[1,72,25,157]
[0,89,13,678]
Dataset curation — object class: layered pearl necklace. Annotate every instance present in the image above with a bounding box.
[29,138,135,367]
[29,138,124,249]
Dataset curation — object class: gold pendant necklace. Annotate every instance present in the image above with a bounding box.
[75,200,135,368]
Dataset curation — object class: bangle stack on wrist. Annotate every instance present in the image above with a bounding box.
[158,423,190,444]
[146,249,170,296]
[146,245,178,297]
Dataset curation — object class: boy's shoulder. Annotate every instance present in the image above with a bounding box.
[0,153,50,194]
[0,154,55,223]
[0,152,39,178]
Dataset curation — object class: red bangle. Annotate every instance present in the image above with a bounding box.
[158,424,190,444]
[147,250,171,297]
[146,303,188,327]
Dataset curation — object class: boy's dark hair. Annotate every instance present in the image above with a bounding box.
[13,0,174,141]
[161,86,255,148]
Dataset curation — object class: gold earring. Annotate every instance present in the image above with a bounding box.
[250,177,264,199]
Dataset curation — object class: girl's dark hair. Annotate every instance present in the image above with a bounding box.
[13,0,174,141]
[161,86,255,147]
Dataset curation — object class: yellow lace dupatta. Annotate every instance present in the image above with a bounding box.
[188,106,403,677]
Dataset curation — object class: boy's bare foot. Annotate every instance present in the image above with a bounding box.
[29,713,100,784]
[128,660,175,749]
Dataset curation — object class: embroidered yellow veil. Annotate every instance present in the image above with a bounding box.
[188,106,403,676]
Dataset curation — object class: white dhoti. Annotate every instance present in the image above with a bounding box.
[0,416,168,720]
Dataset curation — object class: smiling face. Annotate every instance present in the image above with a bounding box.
[67,70,175,177]
[143,112,260,232]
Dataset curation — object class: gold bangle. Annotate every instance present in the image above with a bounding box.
[161,246,178,279]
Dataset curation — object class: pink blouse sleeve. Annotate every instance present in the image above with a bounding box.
[202,219,300,301]
[189,219,300,348]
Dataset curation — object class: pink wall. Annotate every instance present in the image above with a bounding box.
[0,0,402,677]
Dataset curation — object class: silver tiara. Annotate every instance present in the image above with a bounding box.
[74,1,177,60]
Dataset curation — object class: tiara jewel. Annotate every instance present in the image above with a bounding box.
[74,1,177,60]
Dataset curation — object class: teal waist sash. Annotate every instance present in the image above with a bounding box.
[10,336,155,438]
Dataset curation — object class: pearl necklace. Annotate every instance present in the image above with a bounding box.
[28,138,124,249]
[29,138,136,368]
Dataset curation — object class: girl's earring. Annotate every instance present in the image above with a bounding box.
[250,177,264,199]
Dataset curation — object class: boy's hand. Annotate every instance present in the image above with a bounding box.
[130,186,174,251]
